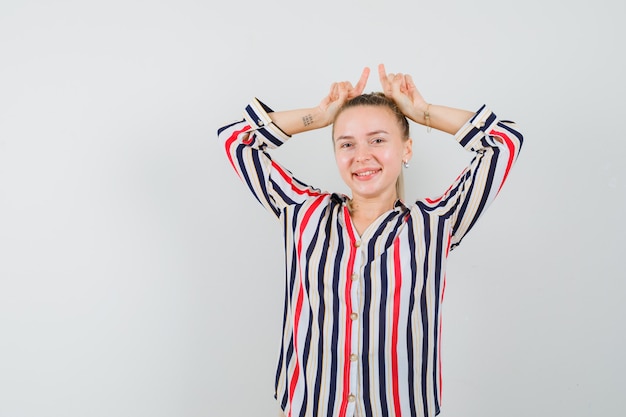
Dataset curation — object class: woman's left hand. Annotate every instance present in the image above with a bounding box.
[378,63,428,123]
[378,63,475,134]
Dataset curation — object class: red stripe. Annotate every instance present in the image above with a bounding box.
[489,129,516,194]
[287,195,326,417]
[224,125,252,177]
[287,290,303,417]
[339,207,357,417]
[425,170,466,205]
[224,124,321,199]
[391,237,403,417]
[272,161,322,197]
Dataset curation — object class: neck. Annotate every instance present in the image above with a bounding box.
[348,193,397,220]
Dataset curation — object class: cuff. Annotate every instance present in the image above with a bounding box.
[243,97,291,149]
[455,105,498,151]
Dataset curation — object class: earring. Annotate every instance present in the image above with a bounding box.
[403,160,410,169]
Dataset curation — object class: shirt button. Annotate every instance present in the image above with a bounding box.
[354,240,361,248]
[351,273,359,281]
[257,119,264,126]
[350,354,358,362]
[350,312,358,320]
[348,394,356,402]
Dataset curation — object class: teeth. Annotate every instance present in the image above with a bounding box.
[356,170,377,176]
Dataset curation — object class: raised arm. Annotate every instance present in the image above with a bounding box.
[378,63,475,135]
[268,67,370,135]
[378,63,523,248]
[217,68,371,217]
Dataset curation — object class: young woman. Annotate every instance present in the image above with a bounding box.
[217,64,523,417]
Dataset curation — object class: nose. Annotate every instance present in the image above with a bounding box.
[355,145,372,162]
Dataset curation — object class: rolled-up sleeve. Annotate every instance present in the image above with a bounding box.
[427,105,524,249]
[217,98,324,218]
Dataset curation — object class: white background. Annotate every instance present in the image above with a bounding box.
[1,0,624,416]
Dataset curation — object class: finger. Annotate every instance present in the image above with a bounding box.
[377,63,387,79]
[353,67,370,94]
[328,82,338,100]
[389,73,403,92]
[404,75,421,99]
[337,82,351,100]
[378,63,389,89]
[405,74,414,89]
[399,75,408,93]
[386,69,405,93]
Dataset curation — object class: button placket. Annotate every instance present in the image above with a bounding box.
[347,238,364,411]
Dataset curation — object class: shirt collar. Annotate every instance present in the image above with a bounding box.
[337,194,408,212]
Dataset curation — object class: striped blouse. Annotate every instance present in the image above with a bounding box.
[217,98,523,417]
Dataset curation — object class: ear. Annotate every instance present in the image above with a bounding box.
[403,137,413,161]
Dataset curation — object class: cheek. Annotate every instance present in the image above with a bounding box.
[381,148,403,164]
[334,154,353,178]
[334,152,349,167]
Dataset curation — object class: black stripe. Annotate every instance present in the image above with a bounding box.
[235,143,260,206]
[282,202,299,408]
[259,126,285,147]
[469,104,487,123]
[237,143,281,217]
[271,178,299,206]
[454,146,499,242]
[284,335,295,406]
[326,213,344,416]
[275,215,290,399]
[450,157,479,237]
[243,104,284,147]
[256,98,274,114]
[375,212,405,414]
[405,214,419,417]
[244,104,258,125]
[459,111,496,149]
[377,245,390,412]
[498,121,525,150]
[302,204,329,417]
[217,119,242,136]
[419,210,432,417]
[431,217,447,411]
[360,211,404,415]
[362,230,374,417]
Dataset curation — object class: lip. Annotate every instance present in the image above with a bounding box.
[352,168,382,180]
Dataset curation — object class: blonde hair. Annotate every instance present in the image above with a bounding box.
[333,93,410,201]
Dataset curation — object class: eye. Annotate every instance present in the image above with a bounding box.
[372,137,385,144]
[339,142,353,148]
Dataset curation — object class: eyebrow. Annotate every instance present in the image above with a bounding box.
[335,130,390,141]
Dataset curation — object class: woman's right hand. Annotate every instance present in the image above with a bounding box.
[267,67,370,136]
[318,67,370,126]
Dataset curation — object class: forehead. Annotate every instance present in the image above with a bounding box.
[334,105,400,136]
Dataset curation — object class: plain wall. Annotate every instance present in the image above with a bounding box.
[1,0,624,416]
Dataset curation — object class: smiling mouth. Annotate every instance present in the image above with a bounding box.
[353,169,381,179]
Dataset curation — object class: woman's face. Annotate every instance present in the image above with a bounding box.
[333,105,412,202]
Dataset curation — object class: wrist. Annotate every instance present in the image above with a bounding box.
[302,106,330,129]
[311,105,333,129]
[408,103,431,127]
[422,103,432,132]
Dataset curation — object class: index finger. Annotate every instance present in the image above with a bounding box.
[353,66,370,95]
[378,63,389,86]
